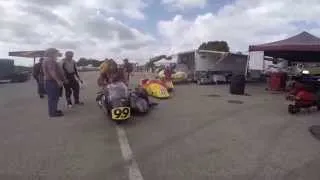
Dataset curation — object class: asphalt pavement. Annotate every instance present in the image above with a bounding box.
[1,71,320,180]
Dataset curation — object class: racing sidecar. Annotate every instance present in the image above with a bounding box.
[140,79,170,99]
[162,79,174,92]
[130,87,151,114]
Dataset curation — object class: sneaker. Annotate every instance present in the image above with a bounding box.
[56,110,63,114]
[67,104,73,108]
[75,101,84,105]
[98,100,104,106]
[50,112,64,117]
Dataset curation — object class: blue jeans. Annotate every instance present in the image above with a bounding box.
[45,80,60,116]
[36,79,46,96]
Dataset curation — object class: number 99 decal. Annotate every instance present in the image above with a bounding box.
[111,107,131,120]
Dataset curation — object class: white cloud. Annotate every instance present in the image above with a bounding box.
[0,0,154,66]
[1,0,320,66]
[162,0,207,9]
[80,0,147,20]
[158,0,320,53]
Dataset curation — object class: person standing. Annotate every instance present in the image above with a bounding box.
[164,65,173,80]
[123,59,133,86]
[42,48,65,117]
[33,57,46,98]
[99,58,109,74]
[61,51,84,108]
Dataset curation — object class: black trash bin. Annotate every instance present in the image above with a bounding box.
[230,74,246,95]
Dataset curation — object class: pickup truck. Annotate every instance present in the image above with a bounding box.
[0,59,30,83]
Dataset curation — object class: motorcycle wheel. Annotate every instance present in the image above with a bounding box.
[288,104,299,114]
[114,120,123,125]
[113,118,130,124]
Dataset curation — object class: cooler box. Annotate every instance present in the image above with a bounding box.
[269,72,287,91]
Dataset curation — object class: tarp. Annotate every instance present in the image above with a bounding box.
[249,31,320,62]
[9,50,46,58]
[8,50,62,58]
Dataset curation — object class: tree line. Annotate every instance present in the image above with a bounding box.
[76,58,103,67]
[76,41,233,68]
[198,41,230,52]
[144,40,232,70]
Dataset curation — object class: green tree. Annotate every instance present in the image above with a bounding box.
[198,41,230,52]
[144,55,168,72]
[77,58,103,67]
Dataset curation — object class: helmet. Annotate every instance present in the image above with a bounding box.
[65,51,74,57]
[45,48,59,58]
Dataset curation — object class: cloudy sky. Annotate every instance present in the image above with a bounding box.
[1,0,320,66]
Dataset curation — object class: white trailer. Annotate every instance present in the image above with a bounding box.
[174,50,248,84]
[247,51,289,81]
[247,51,271,80]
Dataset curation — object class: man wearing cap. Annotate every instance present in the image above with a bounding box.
[42,48,65,117]
[61,51,84,108]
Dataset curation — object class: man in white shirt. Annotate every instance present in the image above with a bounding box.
[61,51,84,107]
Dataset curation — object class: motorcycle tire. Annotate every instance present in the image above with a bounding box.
[115,120,123,125]
[288,104,299,114]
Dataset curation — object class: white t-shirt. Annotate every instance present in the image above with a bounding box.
[61,59,77,73]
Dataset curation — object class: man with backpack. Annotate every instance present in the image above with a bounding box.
[33,57,46,98]
[61,51,84,108]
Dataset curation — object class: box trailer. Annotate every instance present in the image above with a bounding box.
[175,50,248,85]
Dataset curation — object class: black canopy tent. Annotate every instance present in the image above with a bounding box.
[249,31,320,62]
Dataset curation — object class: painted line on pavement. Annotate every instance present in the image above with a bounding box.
[116,126,144,180]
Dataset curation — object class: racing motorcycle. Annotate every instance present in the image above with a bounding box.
[97,82,131,123]
[97,83,154,123]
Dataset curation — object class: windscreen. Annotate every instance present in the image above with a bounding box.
[106,82,129,101]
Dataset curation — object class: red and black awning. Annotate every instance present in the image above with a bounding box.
[249,31,320,62]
